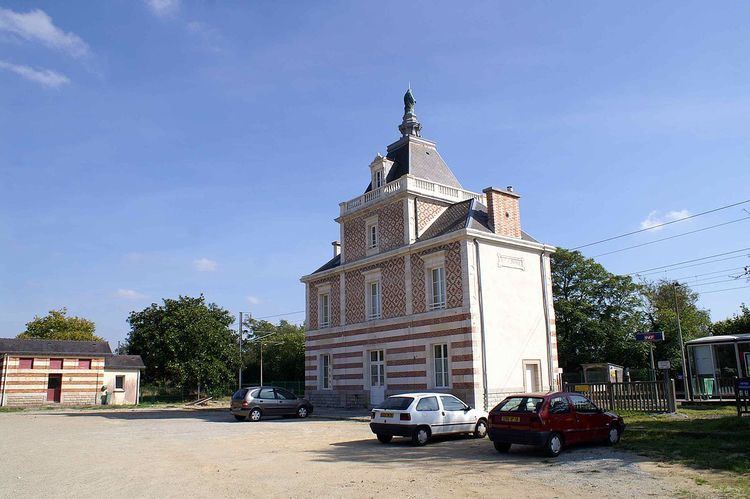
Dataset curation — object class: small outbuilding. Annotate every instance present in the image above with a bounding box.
[581,363,624,383]
[0,338,145,407]
[686,333,750,399]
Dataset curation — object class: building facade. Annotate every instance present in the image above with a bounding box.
[0,338,144,407]
[300,90,559,410]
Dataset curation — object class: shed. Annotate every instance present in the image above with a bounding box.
[581,363,624,383]
[685,333,750,399]
[104,355,145,405]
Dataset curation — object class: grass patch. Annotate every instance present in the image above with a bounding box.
[620,406,750,496]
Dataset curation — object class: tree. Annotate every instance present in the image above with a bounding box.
[242,319,305,383]
[121,295,238,395]
[712,303,750,336]
[18,308,102,341]
[551,249,648,372]
[641,280,711,371]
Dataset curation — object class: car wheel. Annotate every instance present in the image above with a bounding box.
[376,433,393,444]
[297,406,309,419]
[233,415,246,422]
[606,426,621,445]
[249,408,262,422]
[545,432,563,457]
[473,419,488,439]
[412,426,431,446]
[493,441,511,453]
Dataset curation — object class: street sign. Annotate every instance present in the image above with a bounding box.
[657,360,671,369]
[636,331,665,342]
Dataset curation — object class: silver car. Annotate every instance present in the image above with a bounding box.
[230,386,314,422]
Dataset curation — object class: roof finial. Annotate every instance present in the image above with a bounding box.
[399,87,422,137]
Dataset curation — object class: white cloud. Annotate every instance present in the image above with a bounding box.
[144,0,180,17]
[640,209,691,230]
[246,295,261,306]
[0,60,69,87]
[193,257,218,272]
[116,289,148,300]
[0,7,89,58]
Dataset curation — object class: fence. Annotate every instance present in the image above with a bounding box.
[565,379,676,413]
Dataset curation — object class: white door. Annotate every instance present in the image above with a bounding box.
[524,362,541,392]
[439,395,474,434]
[370,350,385,406]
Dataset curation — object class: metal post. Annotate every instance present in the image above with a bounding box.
[673,282,690,400]
[260,343,264,386]
[649,344,655,381]
[238,311,243,390]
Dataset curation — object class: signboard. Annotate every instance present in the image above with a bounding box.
[657,360,671,370]
[636,331,665,342]
[573,384,589,392]
[738,378,750,391]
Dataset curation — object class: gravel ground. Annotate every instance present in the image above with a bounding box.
[0,409,708,498]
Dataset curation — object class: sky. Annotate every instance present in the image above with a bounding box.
[1,1,749,346]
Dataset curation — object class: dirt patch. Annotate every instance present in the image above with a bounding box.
[0,410,711,498]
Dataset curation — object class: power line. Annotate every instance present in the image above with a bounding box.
[629,247,750,276]
[697,285,750,295]
[635,254,750,277]
[669,266,748,282]
[252,310,305,320]
[572,198,750,250]
[592,217,750,258]
[689,277,744,288]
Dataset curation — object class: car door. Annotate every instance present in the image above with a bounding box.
[256,387,279,415]
[274,388,299,415]
[547,395,578,444]
[439,395,473,434]
[414,396,440,430]
[568,394,600,443]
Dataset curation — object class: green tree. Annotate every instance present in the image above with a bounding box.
[242,319,305,383]
[121,295,238,395]
[551,249,648,372]
[642,280,711,371]
[18,308,102,341]
[712,303,750,336]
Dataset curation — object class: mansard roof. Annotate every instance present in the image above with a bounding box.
[364,136,462,193]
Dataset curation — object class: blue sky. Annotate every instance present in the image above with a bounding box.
[1,1,749,346]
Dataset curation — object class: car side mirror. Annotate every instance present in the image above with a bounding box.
[464,406,471,411]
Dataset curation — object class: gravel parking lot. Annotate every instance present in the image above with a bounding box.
[0,409,706,498]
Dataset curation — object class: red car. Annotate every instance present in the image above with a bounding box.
[487,392,625,457]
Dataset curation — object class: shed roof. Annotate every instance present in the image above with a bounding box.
[686,333,750,345]
[0,338,112,356]
[104,355,145,369]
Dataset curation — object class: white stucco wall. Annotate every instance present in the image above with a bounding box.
[469,238,555,406]
[103,369,141,405]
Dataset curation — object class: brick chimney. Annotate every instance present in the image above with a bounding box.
[332,241,341,258]
[482,186,521,238]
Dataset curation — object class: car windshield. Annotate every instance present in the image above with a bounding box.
[494,396,544,413]
[232,389,249,400]
[379,396,414,410]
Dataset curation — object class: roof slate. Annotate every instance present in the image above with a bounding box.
[0,338,112,356]
[105,355,146,369]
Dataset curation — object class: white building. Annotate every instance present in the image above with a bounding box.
[300,90,559,409]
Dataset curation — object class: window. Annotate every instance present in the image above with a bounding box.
[434,344,449,388]
[275,388,297,400]
[374,170,383,188]
[319,292,330,328]
[18,358,34,369]
[569,394,598,413]
[321,354,332,390]
[78,359,91,370]
[368,223,378,249]
[429,267,446,310]
[258,388,276,399]
[440,395,466,411]
[232,388,249,400]
[370,350,385,387]
[416,396,439,411]
[380,396,414,410]
[367,281,381,320]
[494,396,544,413]
[49,358,63,369]
[549,396,571,414]
[115,375,125,391]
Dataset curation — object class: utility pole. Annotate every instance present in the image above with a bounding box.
[238,311,243,390]
[673,282,690,400]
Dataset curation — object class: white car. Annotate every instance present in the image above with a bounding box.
[369,392,489,446]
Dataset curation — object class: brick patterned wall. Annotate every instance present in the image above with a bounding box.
[344,256,406,325]
[342,199,405,262]
[484,189,521,238]
[415,198,448,235]
[307,275,341,330]
[411,241,464,314]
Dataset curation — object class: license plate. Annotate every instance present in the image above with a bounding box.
[380,412,394,418]
[501,416,520,423]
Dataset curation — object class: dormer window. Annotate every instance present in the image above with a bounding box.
[374,170,384,188]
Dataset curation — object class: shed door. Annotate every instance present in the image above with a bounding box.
[47,374,62,403]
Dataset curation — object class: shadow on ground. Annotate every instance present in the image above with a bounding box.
[34,408,317,424]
